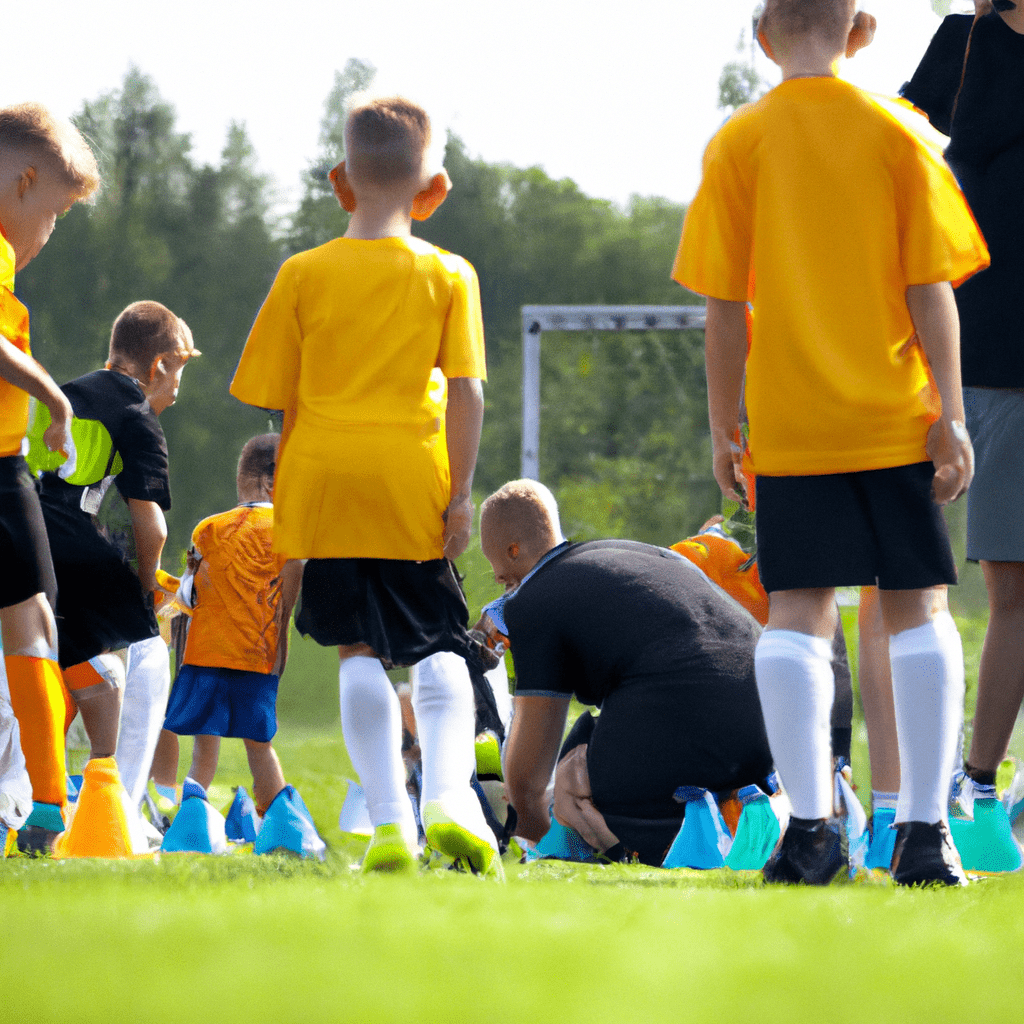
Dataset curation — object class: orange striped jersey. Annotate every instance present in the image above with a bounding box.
[672,530,769,626]
[182,503,287,674]
[0,232,32,457]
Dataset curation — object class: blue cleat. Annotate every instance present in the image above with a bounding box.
[865,807,897,871]
[254,785,326,861]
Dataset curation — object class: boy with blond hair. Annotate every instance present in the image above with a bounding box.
[674,0,989,885]
[0,102,99,851]
[232,96,496,875]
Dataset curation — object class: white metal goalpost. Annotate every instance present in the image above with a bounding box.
[519,305,708,479]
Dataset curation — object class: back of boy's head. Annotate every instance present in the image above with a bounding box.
[344,97,432,186]
[759,0,855,50]
[108,301,183,372]
[0,102,100,199]
[237,433,279,487]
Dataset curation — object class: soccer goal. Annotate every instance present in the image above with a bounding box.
[519,305,707,479]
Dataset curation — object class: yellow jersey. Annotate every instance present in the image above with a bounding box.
[0,232,32,458]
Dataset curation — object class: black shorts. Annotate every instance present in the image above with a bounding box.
[42,492,158,668]
[0,456,56,611]
[755,462,957,593]
[296,557,472,670]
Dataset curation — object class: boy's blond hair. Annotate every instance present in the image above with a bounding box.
[344,97,432,186]
[759,0,856,49]
[0,102,100,199]
[108,301,184,372]
[481,479,564,550]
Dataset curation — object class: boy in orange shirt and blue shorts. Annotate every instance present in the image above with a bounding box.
[231,97,496,875]
[0,103,99,853]
[674,0,989,886]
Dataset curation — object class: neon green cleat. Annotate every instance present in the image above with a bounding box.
[423,798,504,880]
[361,823,418,874]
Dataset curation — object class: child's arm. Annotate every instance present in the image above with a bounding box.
[704,297,748,502]
[0,336,73,454]
[906,281,973,504]
[272,559,303,678]
[127,498,167,597]
[443,376,484,561]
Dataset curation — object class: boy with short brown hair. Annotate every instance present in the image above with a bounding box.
[0,102,99,851]
[232,95,495,875]
[674,0,989,885]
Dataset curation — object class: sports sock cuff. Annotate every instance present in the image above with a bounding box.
[872,790,899,813]
[889,611,958,660]
[756,629,833,662]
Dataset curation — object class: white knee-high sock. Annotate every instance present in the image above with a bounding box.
[116,637,172,808]
[411,652,494,847]
[754,630,835,820]
[338,656,416,843]
[890,612,964,825]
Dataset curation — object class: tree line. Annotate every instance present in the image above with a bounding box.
[19,61,715,563]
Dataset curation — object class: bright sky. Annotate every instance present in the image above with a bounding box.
[12,0,973,213]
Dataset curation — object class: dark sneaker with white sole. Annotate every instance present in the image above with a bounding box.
[763,815,848,885]
[891,820,968,887]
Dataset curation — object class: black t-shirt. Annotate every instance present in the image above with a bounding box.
[43,369,171,511]
[901,13,1024,387]
[504,539,762,706]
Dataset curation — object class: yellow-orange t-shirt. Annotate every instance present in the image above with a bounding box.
[182,503,287,675]
[230,235,486,559]
[673,78,989,476]
[0,233,32,458]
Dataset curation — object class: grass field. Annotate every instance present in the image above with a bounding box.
[5,532,1024,1022]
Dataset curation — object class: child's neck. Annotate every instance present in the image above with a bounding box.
[778,36,843,81]
[344,197,414,240]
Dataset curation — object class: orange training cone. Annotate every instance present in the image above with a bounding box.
[52,757,150,859]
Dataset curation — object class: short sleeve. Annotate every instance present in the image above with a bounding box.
[899,15,973,136]
[113,407,171,509]
[436,256,486,380]
[672,123,754,302]
[894,119,990,288]
[230,259,301,411]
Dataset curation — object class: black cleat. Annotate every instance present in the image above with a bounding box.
[763,815,848,885]
[891,821,968,887]
[16,825,60,857]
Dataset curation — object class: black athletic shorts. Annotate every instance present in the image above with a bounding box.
[755,462,957,593]
[0,455,56,611]
[296,557,473,670]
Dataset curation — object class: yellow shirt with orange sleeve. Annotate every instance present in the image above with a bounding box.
[181,503,287,675]
[0,232,32,458]
[671,531,769,626]
[230,235,486,560]
[673,78,989,477]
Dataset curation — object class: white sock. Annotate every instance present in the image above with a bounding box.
[411,651,495,849]
[338,656,416,846]
[116,637,172,808]
[890,612,964,825]
[754,630,835,820]
[871,790,899,814]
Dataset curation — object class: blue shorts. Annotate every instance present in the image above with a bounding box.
[163,664,279,742]
[964,387,1024,563]
[755,462,957,593]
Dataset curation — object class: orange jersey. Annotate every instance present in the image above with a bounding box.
[672,531,769,626]
[674,78,989,477]
[0,233,32,457]
[182,504,287,674]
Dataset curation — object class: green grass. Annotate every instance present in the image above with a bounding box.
[6,527,1024,1022]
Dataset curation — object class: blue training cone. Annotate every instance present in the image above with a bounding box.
[663,787,731,870]
[255,785,326,861]
[160,777,228,855]
[526,819,595,862]
[725,783,781,870]
[225,785,261,844]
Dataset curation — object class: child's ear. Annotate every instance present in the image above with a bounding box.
[329,161,357,213]
[846,11,877,58]
[411,171,451,222]
[149,355,165,383]
[17,165,38,199]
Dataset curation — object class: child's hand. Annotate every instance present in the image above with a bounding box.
[43,394,74,457]
[927,418,974,504]
[442,493,474,561]
[712,438,746,504]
